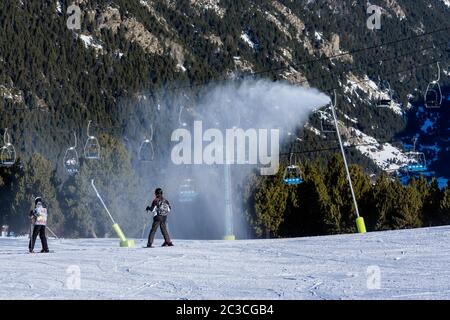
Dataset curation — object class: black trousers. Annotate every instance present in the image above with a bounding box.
[29,225,48,252]
[147,215,171,245]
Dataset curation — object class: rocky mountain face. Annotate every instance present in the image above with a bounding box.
[0,0,449,177]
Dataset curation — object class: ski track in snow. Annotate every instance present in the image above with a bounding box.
[1,226,450,299]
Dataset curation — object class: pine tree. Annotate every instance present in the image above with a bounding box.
[439,185,450,225]
[253,167,289,238]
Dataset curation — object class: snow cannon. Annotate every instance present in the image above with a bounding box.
[356,216,366,234]
[91,179,135,248]
[112,223,135,248]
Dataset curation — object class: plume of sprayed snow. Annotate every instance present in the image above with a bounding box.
[127,78,330,240]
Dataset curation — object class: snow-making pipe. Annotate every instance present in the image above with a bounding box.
[330,91,366,234]
[91,179,135,247]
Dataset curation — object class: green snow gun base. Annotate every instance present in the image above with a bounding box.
[112,223,135,248]
[356,217,367,234]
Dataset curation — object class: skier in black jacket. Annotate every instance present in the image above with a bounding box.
[146,188,173,248]
[28,196,50,253]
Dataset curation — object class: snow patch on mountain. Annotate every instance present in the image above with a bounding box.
[190,0,226,18]
[440,0,450,8]
[55,0,62,14]
[0,85,24,104]
[350,128,410,172]
[78,34,104,52]
[305,123,324,137]
[345,74,403,115]
[241,32,258,50]
[314,31,323,41]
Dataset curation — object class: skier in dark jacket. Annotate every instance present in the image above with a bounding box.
[146,188,173,248]
[28,196,49,253]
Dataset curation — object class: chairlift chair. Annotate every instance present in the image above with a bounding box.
[0,128,16,167]
[283,154,303,185]
[138,125,155,162]
[424,62,442,109]
[403,152,427,173]
[318,109,336,134]
[84,120,101,159]
[375,81,393,108]
[178,178,198,202]
[178,105,188,127]
[63,132,80,175]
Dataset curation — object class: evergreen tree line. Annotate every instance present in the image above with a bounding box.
[1,145,449,238]
[0,134,146,238]
[242,154,450,238]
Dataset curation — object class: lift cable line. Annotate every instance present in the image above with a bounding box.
[159,26,450,93]
[1,39,447,115]
[251,27,450,76]
[323,59,442,97]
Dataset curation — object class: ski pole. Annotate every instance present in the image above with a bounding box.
[46,226,58,239]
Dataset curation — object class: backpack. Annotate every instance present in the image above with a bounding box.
[34,205,48,226]
[157,199,170,216]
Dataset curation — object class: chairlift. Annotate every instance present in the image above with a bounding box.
[178,178,198,202]
[424,62,442,109]
[402,138,427,173]
[319,110,336,133]
[375,81,393,108]
[138,125,155,162]
[403,152,427,173]
[63,132,80,175]
[178,105,188,127]
[283,153,303,185]
[84,120,101,159]
[0,128,16,167]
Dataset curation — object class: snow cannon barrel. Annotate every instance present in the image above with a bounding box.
[356,217,366,234]
[112,223,135,247]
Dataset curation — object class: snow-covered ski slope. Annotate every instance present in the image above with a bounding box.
[1,226,450,300]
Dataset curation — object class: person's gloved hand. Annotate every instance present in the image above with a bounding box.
[146,206,151,212]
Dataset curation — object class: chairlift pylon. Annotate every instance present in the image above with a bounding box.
[178,178,198,202]
[84,120,101,159]
[63,132,80,175]
[283,153,303,185]
[0,128,16,167]
[424,62,442,109]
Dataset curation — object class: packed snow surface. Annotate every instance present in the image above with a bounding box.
[2,226,450,299]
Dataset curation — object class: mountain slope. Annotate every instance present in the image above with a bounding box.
[2,226,450,299]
